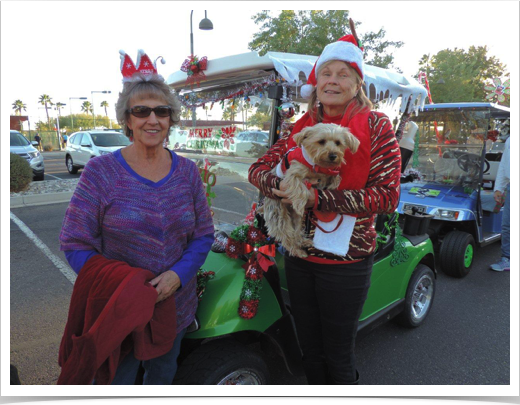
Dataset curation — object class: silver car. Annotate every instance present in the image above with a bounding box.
[65,131,131,174]
[10,130,45,180]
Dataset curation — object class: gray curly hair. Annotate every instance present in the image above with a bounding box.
[115,73,181,139]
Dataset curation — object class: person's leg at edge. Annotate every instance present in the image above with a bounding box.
[317,256,373,384]
[491,185,510,271]
[109,349,141,385]
[142,328,187,385]
[284,255,328,384]
[501,185,510,261]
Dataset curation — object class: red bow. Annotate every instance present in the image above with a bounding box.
[242,248,276,275]
[180,55,208,86]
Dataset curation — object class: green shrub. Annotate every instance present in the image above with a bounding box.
[43,144,54,151]
[10,153,33,192]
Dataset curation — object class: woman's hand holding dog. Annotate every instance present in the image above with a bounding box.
[272,178,317,209]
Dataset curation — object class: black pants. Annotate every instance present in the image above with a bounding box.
[285,254,373,384]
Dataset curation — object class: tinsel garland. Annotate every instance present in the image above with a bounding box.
[375,212,400,250]
[177,74,289,109]
[224,214,276,319]
[196,269,215,302]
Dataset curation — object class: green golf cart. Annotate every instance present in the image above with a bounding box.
[165,51,435,384]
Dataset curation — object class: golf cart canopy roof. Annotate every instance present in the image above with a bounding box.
[167,51,428,113]
[422,103,510,119]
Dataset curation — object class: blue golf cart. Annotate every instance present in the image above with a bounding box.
[398,102,510,278]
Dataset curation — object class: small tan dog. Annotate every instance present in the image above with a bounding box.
[263,123,360,258]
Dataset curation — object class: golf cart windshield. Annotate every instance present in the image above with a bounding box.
[167,51,427,230]
[403,107,508,188]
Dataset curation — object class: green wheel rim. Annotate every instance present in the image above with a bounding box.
[464,244,474,267]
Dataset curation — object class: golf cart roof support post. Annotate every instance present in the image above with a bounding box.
[395,96,413,143]
[267,85,284,147]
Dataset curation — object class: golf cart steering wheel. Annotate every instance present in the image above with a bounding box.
[456,153,490,173]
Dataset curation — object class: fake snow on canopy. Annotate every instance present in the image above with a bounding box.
[268,53,427,114]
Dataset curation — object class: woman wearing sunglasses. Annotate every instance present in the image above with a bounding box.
[59,52,214,385]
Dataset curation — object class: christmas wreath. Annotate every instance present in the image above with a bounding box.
[224,207,277,319]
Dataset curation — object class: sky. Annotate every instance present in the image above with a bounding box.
[1,1,518,128]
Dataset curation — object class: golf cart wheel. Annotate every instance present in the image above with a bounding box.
[439,231,475,278]
[66,156,78,174]
[173,339,269,385]
[395,264,435,328]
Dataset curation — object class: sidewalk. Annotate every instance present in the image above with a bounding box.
[10,191,75,208]
[10,179,78,208]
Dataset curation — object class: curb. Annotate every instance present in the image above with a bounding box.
[10,192,74,208]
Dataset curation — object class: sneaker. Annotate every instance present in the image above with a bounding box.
[490,257,510,272]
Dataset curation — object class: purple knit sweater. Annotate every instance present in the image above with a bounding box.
[59,149,215,330]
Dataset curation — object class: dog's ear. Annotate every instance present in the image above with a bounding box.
[342,128,360,153]
[293,126,313,147]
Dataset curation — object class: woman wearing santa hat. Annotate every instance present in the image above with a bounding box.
[249,31,401,384]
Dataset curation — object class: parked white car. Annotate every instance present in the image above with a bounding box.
[10,130,45,180]
[234,130,269,157]
[65,131,131,174]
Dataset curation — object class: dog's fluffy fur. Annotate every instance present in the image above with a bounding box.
[263,123,360,258]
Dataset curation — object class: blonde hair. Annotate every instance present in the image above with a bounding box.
[309,61,372,123]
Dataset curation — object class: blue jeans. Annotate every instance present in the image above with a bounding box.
[110,328,187,385]
[501,185,510,258]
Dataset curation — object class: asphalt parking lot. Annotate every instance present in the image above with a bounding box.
[8,150,513,387]
[9,201,511,386]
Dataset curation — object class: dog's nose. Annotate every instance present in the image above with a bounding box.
[328,154,337,161]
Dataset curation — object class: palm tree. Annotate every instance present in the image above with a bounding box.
[81,101,94,127]
[100,100,109,116]
[81,100,93,115]
[38,94,53,126]
[12,100,27,116]
[180,106,192,121]
[55,102,66,117]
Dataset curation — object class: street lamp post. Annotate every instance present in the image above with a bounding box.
[91,90,111,129]
[54,103,66,151]
[69,97,87,132]
[190,10,213,127]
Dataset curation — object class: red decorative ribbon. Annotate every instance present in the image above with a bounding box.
[243,243,276,258]
[180,55,208,85]
[242,252,275,276]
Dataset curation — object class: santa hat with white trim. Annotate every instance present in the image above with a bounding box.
[301,33,365,99]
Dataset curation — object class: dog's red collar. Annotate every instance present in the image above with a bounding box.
[279,147,341,177]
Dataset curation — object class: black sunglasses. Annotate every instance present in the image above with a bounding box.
[127,105,172,118]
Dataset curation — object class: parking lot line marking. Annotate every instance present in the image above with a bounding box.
[44,173,62,180]
[212,206,244,216]
[10,211,77,285]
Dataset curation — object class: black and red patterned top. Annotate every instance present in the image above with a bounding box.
[248,108,401,264]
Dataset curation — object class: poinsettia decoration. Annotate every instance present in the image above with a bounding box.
[223,207,277,319]
[180,55,208,85]
[221,126,236,149]
[485,77,510,103]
